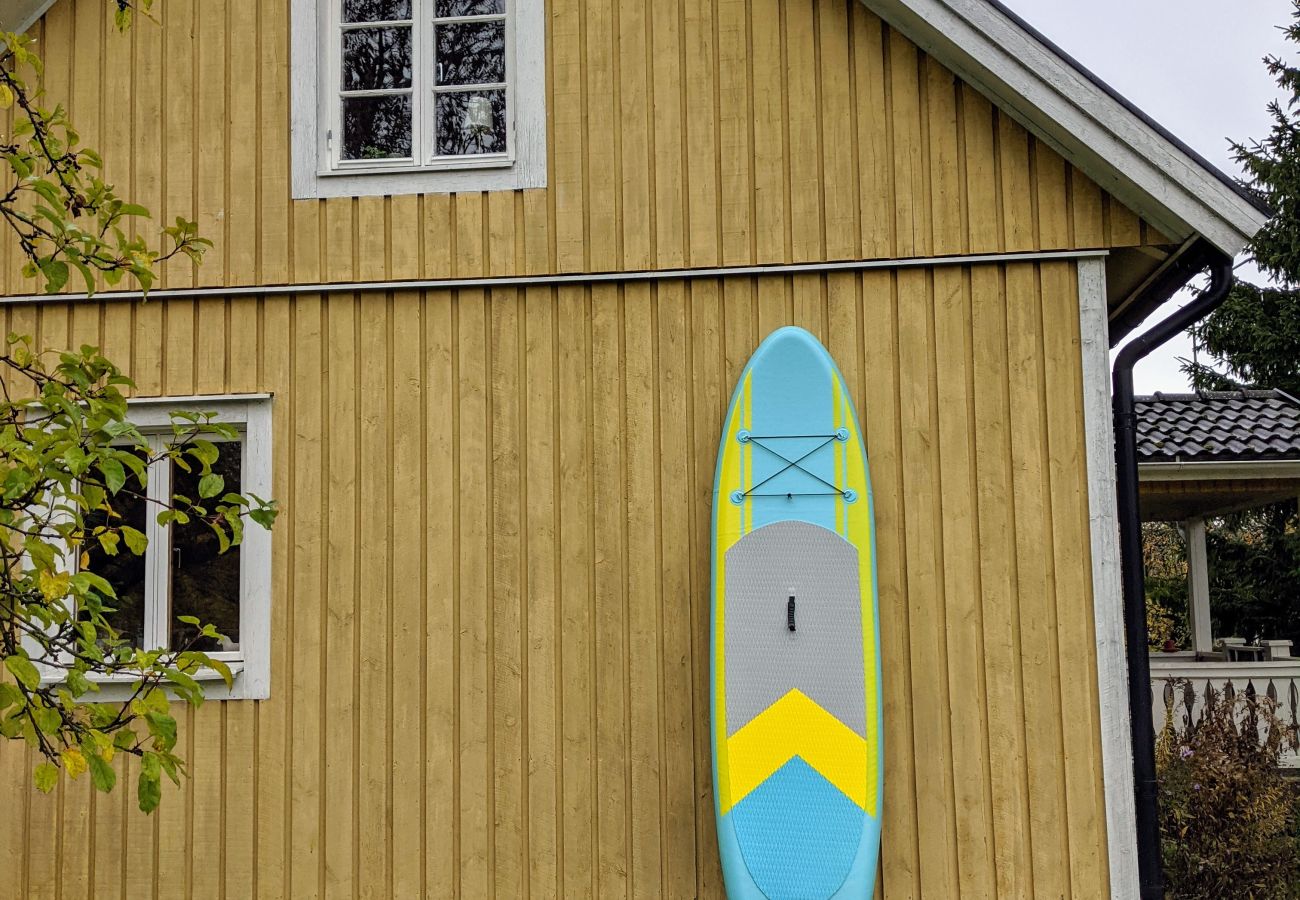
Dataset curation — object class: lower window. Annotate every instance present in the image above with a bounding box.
[50,395,274,701]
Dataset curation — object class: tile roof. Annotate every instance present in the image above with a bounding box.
[1135,390,1300,463]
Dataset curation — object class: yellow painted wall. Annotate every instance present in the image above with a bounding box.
[0,258,1109,898]
[0,0,1132,896]
[4,0,1171,298]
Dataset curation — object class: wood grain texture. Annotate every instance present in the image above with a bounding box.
[2,259,1111,898]
[1,0,1177,300]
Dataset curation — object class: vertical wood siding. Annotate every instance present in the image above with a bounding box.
[1,258,1110,898]
[4,0,1173,298]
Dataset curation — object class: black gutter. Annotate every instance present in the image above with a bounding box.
[1109,240,1223,347]
[1112,254,1235,900]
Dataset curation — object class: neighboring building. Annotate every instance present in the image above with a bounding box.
[1138,391,1300,765]
[0,0,1269,898]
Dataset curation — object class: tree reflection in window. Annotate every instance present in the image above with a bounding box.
[343,96,413,159]
[436,90,505,155]
[335,0,510,163]
[343,27,413,91]
[434,0,502,15]
[343,0,411,21]
[435,22,504,86]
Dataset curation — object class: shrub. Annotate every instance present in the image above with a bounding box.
[1157,682,1300,898]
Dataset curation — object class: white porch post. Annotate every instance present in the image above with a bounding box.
[1185,517,1213,653]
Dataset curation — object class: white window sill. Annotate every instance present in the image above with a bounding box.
[39,662,254,702]
[293,157,544,199]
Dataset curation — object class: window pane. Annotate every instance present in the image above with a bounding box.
[342,26,412,90]
[169,446,242,653]
[342,0,410,22]
[435,22,505,86]
[82,452,149,649]
[434,0,505,16]
[435,89,506,155]
[343,95,413,159]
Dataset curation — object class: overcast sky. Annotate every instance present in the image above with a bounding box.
[998,0,1290,393]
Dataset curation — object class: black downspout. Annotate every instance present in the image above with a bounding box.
[1112,255,1235,900]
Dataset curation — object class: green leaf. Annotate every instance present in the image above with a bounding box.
[4,655,40,691]
[33,762,58,793]
[144,710,177,750]
[85,751,116,793]
[95,530,120,556]
[137,753,161,813]
[0,682,22,711]
[97,456,126,494]
[38,259,68,293]
[198,472,223,499]
[33,704,60,735]
[120,525,147,555]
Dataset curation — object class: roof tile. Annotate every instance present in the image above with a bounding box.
[1135,390,1300,463]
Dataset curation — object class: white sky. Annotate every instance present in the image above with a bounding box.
[999,0,1291,393]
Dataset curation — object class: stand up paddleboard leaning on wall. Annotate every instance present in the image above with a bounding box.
[711,326,883,899]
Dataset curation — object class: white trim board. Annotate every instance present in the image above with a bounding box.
[0,0,54,33]
[0,248,1110,305]
[865,0,1268,257]
[1078,257,1140,899]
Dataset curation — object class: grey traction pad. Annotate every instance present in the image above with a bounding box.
[724,520,866,737]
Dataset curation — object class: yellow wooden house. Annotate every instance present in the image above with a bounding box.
[0,0,1269,896]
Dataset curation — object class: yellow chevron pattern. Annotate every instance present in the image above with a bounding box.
[724,689,868,814]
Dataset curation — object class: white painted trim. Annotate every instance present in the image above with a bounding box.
[290,0,546,198]
[0,0,55,33]
[0,248,1111,305]
[1139,460,1300,482]
[1148,658,1300,680]
[866,0,1268,257]
[1078,257,1140,900]
[1184,518,1212,654]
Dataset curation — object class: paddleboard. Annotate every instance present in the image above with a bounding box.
[711,326,883,899]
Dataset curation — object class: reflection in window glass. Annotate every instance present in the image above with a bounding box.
[82,451,149,648]
[436,89,506,156]
[435,22,505,86]
[169,445,242,653]
[343,0,410,22]
[343,95,413,159]
[343,27,413,90]
[434,0,504,16]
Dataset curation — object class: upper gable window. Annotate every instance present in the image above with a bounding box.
[291,0,546,198]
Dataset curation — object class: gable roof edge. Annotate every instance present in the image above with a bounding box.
[866,0,1270,257]
[0,0,55,36]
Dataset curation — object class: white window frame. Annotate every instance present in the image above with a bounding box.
[291,0,547,199]
[36,395,274,702]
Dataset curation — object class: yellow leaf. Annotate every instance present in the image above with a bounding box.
[38,569,69,603]
[61,746,87,780]
[0,84,13,109]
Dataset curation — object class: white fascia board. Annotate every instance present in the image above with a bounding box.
[1139,460,1300,482]
[866,0,1269,257]
[0,0,55,33]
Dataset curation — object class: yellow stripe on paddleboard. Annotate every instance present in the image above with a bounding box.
[714,370,752,814]
[842,394,880,819]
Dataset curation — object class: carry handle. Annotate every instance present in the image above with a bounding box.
[787,596,796,633]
